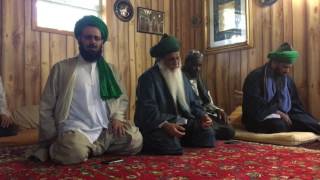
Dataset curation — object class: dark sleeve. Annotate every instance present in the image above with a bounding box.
[135,74,177,132]
[242,72,279,122]
[185,80,206,119]
[288,78,305,113]
[190,99,206,120]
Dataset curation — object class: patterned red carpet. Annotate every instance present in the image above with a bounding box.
[0,141,320,179]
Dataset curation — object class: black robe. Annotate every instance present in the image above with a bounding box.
[134,65,215,154]
[135,65,206,133]
[182,70,235,140]
[242,64,320,134]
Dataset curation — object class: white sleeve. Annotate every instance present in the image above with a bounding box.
[264,113,281,120]
[158,121,169,128]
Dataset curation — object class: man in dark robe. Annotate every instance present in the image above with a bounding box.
[182,50,235,140]
[134,34,215,155]
[242,42,320,134]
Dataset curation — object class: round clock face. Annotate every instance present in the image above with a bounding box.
[114,0,134,22]
[260,0,277,6]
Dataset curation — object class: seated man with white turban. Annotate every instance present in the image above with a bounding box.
[31,15,142,164]
[135,34,215,155]
[242,42,320,134]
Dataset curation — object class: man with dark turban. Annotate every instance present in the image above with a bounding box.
[31,15,142,164]
[242,42,320,134]
[182,50,235,140]
[135,34,215,155]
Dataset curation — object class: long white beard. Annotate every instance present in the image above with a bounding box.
[158,62,191,113]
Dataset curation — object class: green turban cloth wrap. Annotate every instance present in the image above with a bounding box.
[150,34,180,58]
[268,42,299,64]
[74,15,108,43]
[97,57,122,100]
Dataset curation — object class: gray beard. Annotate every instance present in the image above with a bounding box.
[158,62,190,113]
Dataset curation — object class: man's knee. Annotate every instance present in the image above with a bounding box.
[50,143,89,165]
[180,126,216,148]
[215,126,235,140]
[142,129,183,155]
[267,120,289,133]
[192,127,216,147]
[49,131,91,165]
[108,126,143,155]
[126,129,143,155]
[252,119,289,133]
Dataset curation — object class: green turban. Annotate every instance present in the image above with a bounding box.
[74,15,108,43]
[150,34,180,58]
[268,42,299,64]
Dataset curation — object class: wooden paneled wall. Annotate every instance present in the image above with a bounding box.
[1,0,79,111]
[172,0,320,119]
[105,0,171,119]
[0,0,171,120]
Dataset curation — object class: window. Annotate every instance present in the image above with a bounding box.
[33,0,102,33]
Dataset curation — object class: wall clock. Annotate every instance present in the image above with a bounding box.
[114,0,134,22]
[259,0,278,6]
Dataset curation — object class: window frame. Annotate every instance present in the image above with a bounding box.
[31,0,105,35]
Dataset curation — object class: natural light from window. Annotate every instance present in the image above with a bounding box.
[36,0,101,32]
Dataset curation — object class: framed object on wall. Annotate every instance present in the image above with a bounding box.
[113,0,134,22]
[137,7,164,35]
[204,0,253,54]
[259,0,278,6]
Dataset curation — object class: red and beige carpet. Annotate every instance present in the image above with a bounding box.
[0,141,319,179]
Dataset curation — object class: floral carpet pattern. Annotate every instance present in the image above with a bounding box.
[0,141,320,179]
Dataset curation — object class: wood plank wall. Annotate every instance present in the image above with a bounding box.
[105,0,171,119]
[1,0,77,110]
[172,0,320,119]
[0,0,171,120]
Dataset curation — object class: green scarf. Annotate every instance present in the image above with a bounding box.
[97,57,122,100]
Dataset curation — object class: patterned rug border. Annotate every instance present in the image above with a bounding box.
[238,140,320,153]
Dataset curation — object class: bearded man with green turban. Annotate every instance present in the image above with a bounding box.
[30,15,142,164]
[135,34,215,155]
[242,42,320,134]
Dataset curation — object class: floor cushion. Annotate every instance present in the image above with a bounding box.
[229,106,320,146]
[234,128,319,146]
